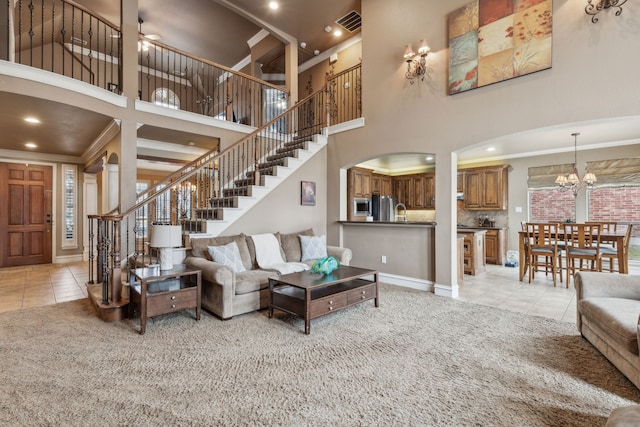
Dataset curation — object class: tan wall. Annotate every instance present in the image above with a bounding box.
[343,224,435,281]
[327,0,640,288]
[298,42,362,96]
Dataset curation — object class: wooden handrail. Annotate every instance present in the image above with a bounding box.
[141,37,291,94]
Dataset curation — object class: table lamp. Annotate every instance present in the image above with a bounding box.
[150,224,182,270]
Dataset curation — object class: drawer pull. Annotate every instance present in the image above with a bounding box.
[361,290,365,294]
[171,296,176,300]
[328,307,333,311]
[328,300,333,304]
[171,304,176,308]
[361,295,366,299]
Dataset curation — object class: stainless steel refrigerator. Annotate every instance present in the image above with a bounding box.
[371,195,394,222]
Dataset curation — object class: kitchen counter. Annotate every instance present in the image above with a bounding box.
[339,221,436,227]
[457,225,508,231]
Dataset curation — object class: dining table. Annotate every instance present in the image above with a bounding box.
[518,228,629,281]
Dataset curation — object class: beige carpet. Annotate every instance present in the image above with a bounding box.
[1,284,638,426]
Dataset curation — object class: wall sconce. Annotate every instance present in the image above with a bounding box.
[585,0,628,23]
[403,40,430,84]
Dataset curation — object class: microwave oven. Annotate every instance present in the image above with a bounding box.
[353,198,372,217]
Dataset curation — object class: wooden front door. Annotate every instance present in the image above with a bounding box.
[0,163,53,267]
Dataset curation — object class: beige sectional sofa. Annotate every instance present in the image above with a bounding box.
[575,271,640,389]
[184,229,352,320]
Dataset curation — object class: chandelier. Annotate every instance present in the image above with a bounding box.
[585,0,628,23]
[555,132,597,197]
[403,40,430,84]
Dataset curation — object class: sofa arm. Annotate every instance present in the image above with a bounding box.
[327,246,352,266]
[575,272,640,302]
[184,256,234,287]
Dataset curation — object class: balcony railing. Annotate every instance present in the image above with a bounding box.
[137,38,289,127]
[5,0,121,88]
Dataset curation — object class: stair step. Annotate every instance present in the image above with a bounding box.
[193,208,224,220]
[222,186,257,197]
[282,140,306,150]
[209,197,240,208]
[257,159,286,170]
[247,167,276,178]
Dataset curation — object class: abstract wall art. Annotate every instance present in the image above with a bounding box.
[448,0,552,95]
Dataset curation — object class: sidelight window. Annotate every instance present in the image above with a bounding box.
[62,165,77,249]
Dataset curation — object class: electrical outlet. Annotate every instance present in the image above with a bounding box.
[381,255,387,264]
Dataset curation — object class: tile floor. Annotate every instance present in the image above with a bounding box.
[457,261,640,323]
[0,262,88,314]
[0,260,638,323]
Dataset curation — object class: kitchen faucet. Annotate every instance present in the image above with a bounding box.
[394,203,407,223]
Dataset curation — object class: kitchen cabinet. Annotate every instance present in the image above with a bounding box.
[457,172,464,193]
[459,230,486,275]
[462,165,509,210]
[349,167,372,198]
[372,173,392,196]
[484,229,507,265]
[393,173,435,210]
[423,173,435,209]
[393,176,413,207]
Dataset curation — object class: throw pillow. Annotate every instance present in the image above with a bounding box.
[207,241,246,273]
[279,228,314,262]
[300,235,327,261]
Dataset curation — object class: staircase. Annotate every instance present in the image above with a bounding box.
[187,132,327,236]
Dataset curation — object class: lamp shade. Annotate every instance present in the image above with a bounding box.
[150,225,182,248]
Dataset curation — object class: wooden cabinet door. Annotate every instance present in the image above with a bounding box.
[464,171,482,209]
[485,230,498,264]
[457,172,464,193]
[482,169,503,210]
[381,176,392,196]
[350,167,372,198]
[371,175,381,195]
[412,175,424,208]
[423,173,435,209]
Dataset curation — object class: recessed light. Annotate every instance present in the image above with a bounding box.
[314,50,320,55]
[333,29,342,37]
[324,26,332,33]
[486,147,496,152]
[24,117,40,124]
[268,1,278,10]
[25,142,37,149]
[426,156,434,161]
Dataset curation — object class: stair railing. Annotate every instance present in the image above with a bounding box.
[87,85,329,307]
[87,63,362,308]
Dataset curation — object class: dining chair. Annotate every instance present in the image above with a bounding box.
[564,223,602,284]
[524,222,563,287]
[600,224,633,273]
[586,221,617,250]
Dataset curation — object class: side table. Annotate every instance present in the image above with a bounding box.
[129,264,201,334]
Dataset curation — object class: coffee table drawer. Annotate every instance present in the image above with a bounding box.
[147,288,197,317]
[309,293,347,318]
[347,283,376,304]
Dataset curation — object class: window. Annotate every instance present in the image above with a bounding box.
[151,87,180,110]
[62,165,77,248]
[527,164,576,222]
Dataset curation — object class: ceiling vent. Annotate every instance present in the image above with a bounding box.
[335,10,361,33]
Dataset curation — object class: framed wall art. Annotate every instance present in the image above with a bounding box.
[448,0,552,95]
[301,181,316,206]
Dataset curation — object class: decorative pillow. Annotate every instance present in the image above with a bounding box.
[278,228,314,262]
[300,235,327,261]
[207,241,246,273]
[191,235,252,271]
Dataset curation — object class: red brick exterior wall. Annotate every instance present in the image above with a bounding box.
[530,189,575,222]
[530,187,639,239]
[589,187,640,238]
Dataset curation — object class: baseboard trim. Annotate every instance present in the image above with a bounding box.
[433,283,460,298]
[55,254,84,264]
[379,272,433,292]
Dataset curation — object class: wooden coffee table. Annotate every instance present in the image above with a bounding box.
[268,265,379,334]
